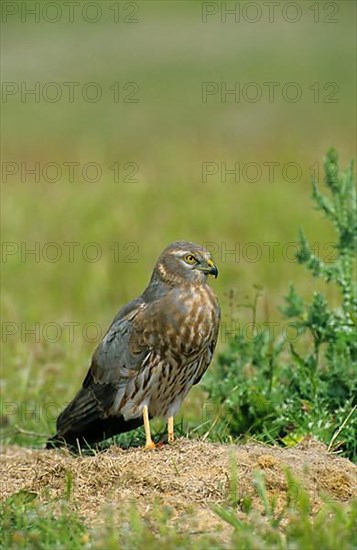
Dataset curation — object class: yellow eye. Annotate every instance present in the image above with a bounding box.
[184,254,196,265]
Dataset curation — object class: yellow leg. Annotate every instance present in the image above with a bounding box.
[168,416,174,443]
[143,405,155,449]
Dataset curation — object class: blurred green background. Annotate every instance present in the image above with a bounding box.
[1,1,356,436]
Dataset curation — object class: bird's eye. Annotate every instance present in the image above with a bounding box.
[184,254,196,265]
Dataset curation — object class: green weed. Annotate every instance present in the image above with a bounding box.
[203,150,357,461]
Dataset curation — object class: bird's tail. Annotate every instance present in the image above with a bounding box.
[46,415,144,450]
[45,385,143,450]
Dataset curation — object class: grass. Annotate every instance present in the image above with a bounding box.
[1,470,356,550]
[0,491,87,550]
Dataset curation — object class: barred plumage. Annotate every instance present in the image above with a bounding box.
[47,241,220,450]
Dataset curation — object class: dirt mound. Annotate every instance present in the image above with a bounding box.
[1,439,356,537]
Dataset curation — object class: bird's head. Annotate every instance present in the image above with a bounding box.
[153,241,218,286]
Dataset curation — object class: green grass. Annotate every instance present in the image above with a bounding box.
[0,490,87,550]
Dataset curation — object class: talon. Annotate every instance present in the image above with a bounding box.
[144,441,156,450]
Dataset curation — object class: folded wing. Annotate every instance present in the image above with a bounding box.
[46,298,148,448]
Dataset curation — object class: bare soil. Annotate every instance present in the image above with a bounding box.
[1,438,356,539]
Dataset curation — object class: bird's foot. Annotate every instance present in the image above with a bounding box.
[144,441,156,450]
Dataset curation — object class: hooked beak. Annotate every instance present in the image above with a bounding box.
[199,258,218,278]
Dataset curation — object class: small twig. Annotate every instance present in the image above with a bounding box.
[76,438,83,457]
[13,425,49,438]
[327,405,356,452]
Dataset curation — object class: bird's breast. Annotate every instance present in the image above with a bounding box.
[139,284,220,357]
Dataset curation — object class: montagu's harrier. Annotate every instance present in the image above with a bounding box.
[46,241,220,450]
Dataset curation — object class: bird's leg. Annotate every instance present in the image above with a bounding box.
[168,416,174,443]
[143,405,155,449]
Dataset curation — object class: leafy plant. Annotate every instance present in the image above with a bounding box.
[203,149,357,460]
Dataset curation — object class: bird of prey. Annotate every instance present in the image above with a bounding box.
[46,241,220,450]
